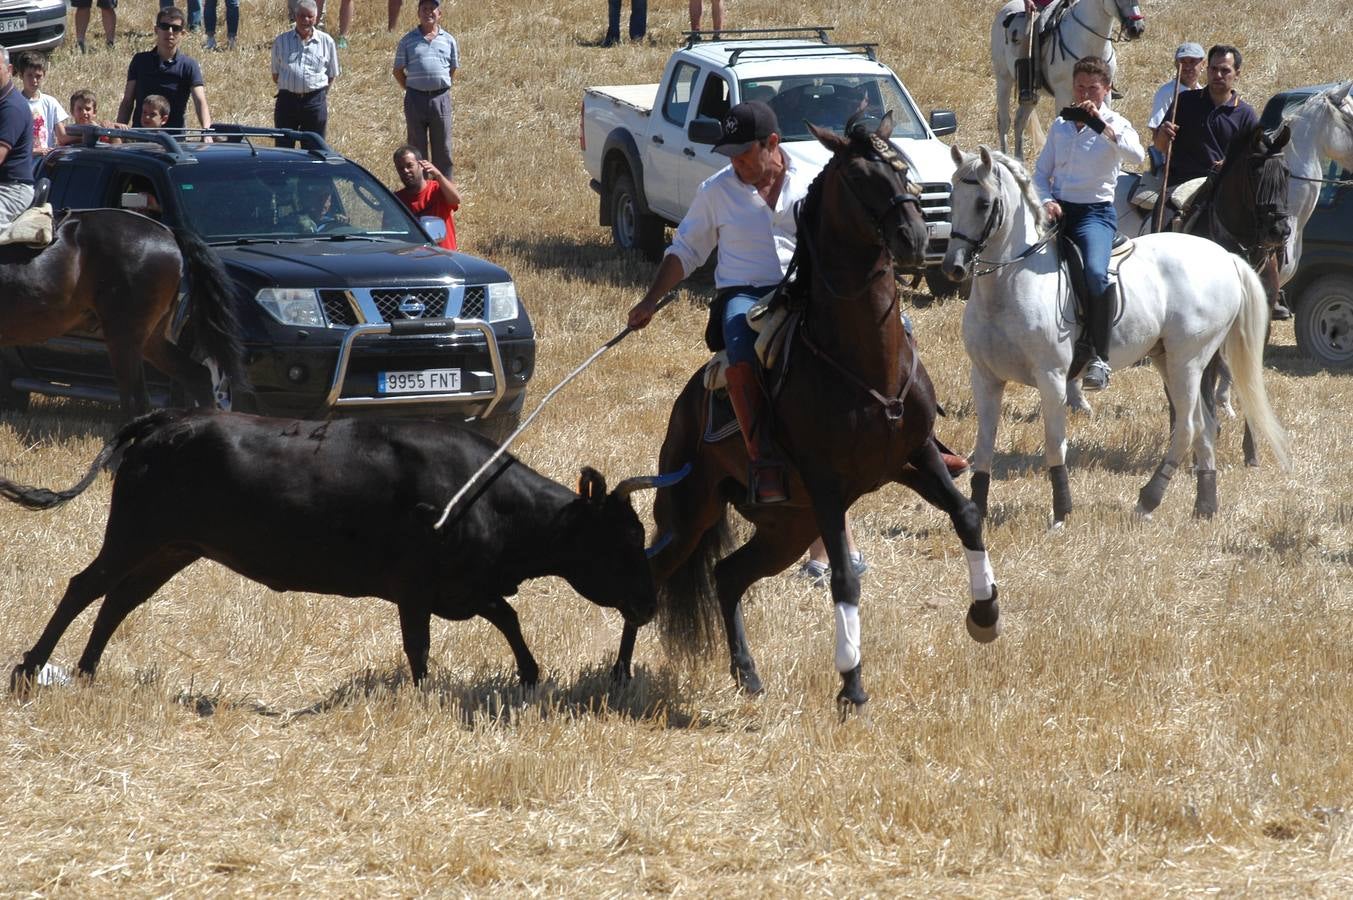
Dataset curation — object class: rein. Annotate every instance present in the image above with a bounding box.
[950,166,1059,274]
[1286,169,1353,187]
[801,324,919,421]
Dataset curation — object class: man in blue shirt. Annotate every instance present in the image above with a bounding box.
[116,6,214,132]
[393,0,458,179]
[0,47,35,228]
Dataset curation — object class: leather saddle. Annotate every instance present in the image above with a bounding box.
[1058,232,1135,375]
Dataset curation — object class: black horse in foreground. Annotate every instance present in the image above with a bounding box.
[615,113,1003,712]
[0,209,246,417]
[6,409,677,693]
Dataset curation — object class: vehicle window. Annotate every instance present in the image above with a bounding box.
[47,161,106,209]
[696,73,730,122]
[740,74,928,141]
[1318,161,1350,208]
[663,62,700,127]
[172,163,420,242]
[112,172,162,219]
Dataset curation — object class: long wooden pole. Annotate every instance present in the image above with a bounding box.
[1153,60,1185,232]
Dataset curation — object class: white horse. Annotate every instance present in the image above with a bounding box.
[991,0,1146,159]
[942,145,1289,526]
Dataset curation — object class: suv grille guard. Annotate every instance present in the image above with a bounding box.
[324,318,507,416]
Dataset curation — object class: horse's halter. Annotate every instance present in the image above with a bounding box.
[829,132,925,255]
[1210,140,1291,258]
[950,165,1006,258]
[1072,0,1144,42]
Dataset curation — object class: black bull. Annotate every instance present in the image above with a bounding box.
[6,409,672,692]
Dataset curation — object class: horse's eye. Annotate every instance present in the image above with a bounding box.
[976,198,992,211]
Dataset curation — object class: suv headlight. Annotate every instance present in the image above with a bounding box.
[486,282,519,323]
[257,288,325,327]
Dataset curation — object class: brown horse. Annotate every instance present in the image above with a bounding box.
[0,209,246,417]
[614,113,1003,711]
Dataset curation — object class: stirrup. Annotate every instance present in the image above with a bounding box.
[1081,358,1112,392]
[747,460,789,505]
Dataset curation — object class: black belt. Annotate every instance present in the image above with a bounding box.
[407,85,450,97]
[279,87,328,100]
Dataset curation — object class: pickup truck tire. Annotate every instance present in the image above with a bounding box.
[610,172,666,262]
[921,268,972,305]
[1294,274,1353,368]
[0,357,30,413]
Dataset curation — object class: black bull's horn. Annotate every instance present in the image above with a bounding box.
[610,463,692,559]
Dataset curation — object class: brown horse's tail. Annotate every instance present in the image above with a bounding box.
[174,229,251,392]
[0,410,180,510]
[657,502,732,660]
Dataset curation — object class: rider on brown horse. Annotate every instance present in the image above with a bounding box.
[627,102,967,504]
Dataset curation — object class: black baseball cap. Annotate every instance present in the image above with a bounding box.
[713,101,779,156]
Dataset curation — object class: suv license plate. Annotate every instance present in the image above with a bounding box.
[378,368,461,394]
[0,18,28,33]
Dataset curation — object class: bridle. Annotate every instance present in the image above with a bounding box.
[1068,0,1144,44]
[950,162,1059,275]
[1201,137,1292,264]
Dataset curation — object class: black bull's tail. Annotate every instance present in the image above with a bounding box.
[0,410,181,510]
[174,228,250,391]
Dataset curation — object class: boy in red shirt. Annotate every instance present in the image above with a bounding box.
[392,144,460,250]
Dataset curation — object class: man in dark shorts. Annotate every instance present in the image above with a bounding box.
[70,0,117,52]
[116,6,214,132]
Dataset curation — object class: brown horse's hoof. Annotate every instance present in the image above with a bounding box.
[836,664,869,714]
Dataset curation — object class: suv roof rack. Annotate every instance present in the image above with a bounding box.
[727,43,878,65]
[65,124,339,162]
[683,25,834,49]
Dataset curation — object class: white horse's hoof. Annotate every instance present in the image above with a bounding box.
[1048,518,1066,532]
[965,595,1003,644]
[966,612,1003,644]
[37,663,72,687]
[1133,504,1153,521]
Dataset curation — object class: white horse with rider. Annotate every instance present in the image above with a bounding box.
[990,0,1146,158]
[942,145,1289,526]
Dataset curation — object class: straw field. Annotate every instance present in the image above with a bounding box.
[2,0,1351,894]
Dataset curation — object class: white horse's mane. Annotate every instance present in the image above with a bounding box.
[1284,82,1353,137]
[954,147,1049,231]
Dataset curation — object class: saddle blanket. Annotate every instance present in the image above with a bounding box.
[1130,174,1207,214]
[0,204,54,247]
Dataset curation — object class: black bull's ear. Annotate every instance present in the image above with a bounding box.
[577,467,606,503]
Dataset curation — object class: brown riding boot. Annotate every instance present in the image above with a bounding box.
[724,361,788,504]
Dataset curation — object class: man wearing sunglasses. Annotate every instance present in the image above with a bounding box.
[116,6,214,133]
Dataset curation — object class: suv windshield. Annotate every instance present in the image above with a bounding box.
[739,74,927,141]
[172,162,422,243]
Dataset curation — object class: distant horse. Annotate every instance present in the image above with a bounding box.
[613,113,1003,712]
[943,146,1289,526]
[1276,81,1353,286]
[1113,124,1293,467]
[991,0,1146,158]
[0,209,246,418]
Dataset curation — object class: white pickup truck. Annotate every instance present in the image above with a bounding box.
[580,28,966,298]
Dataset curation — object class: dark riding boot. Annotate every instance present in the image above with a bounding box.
[724,361,788,504]
[1016,58,1036,105]
[1081,285,1114,392]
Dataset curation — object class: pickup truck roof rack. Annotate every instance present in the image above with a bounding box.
[683,25,834,49]
[65,124,338,161]
[726,43,878,65]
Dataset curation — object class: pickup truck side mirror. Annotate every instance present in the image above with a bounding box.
[929,110,958,137]
[420,215,448,244]
[687,117,724,145]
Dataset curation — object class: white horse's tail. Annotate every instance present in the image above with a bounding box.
[1223,258,1291,470]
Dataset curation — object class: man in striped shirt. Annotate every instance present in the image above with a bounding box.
[393,0,457,179]
[271,0,339,139]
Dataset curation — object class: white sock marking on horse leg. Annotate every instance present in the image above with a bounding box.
[834,602,861,673]
[965,548,996,602]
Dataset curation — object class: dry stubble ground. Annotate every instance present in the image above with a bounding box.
[2,0,1352,895]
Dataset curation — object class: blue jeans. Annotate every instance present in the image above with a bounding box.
[204,0,239,37]
[721,289,764,367]
[606,0,646,40]
[161,0,203,30]
[1060,200,1116,296]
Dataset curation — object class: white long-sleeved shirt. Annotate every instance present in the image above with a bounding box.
[1147,77,1204,130]
[665,152,814,289]
[1033,103,1146,205]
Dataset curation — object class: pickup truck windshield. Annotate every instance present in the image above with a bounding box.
[739,74,927,141]
[172,164,422,243]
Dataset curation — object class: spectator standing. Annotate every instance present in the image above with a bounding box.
[16,53,68,160]
[603,0,646,47]
[1148,43,1205,135]
[0,48,35,228]
[393,145,459,250]
[393,0,457,179]
[70,0,117,53]
[272,0,339,137]
[202,0,239,50]
[314,0,353,48]
[117,7,214,132]
[688,0,722,35]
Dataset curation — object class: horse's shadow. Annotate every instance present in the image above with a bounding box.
[172,662,697,729]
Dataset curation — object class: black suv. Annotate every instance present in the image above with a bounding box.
[5,128,535,428]
[1260,84,1353,369]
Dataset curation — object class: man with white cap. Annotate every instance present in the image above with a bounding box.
[1147,42,1205,139]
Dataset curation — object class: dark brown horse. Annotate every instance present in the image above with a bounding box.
[614,113,1003,711]
[0,209,246,417]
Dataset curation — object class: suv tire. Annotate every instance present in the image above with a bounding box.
[611,171,666,262]
[1295,274,1353,368]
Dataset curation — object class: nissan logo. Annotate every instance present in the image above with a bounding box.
[397,295,426,318]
